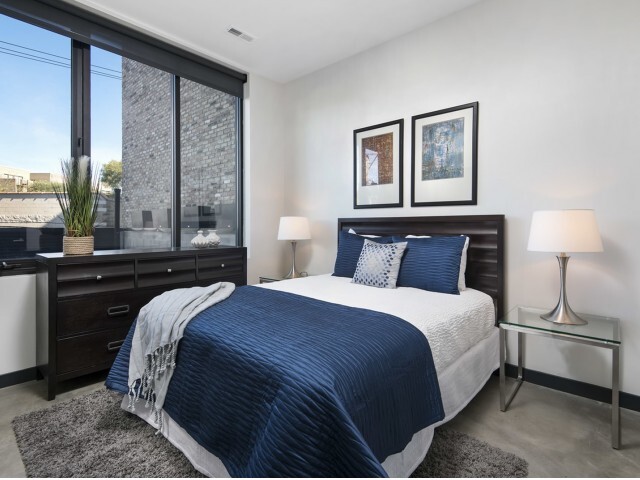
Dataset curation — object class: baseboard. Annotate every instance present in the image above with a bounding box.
[503,364,640,412]
[0,367,38,389]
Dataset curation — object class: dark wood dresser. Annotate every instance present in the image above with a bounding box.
[36,247,247,400]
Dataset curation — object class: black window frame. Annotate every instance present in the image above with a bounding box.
[0,0,246,273]
[0,0,246,97]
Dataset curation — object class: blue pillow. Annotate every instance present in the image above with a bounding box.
[333,231,393,278]
[392,235,466,294]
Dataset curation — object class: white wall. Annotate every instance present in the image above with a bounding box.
[281,0,640,395]
[244,74,290,284]
[0,275,35,375]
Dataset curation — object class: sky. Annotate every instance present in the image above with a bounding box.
[0,13,122,174]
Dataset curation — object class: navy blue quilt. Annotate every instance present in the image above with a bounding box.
[106,285,443,477]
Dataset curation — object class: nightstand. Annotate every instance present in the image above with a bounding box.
[259,275,282,284]
[259,273,310,284]
[499,306,621,448]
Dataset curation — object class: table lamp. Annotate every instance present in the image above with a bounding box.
[278,216,311,279]
[527,210,603,325]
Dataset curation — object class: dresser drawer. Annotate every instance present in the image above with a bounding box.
[57,261,134,298]
[56,327,130,375]
[137,257,196,288]
[56,290,160,337]
[198,252,244,281]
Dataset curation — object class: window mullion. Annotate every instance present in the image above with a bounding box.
[235,97,243,247]
[171,75,181,248]
[71,40,90,159]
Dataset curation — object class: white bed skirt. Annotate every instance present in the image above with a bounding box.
[122,328,499,478]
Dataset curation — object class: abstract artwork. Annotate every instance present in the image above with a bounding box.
[411,103,478,207]
[421,118,464,181]
[354,119,403,208]
[362,133,393,186]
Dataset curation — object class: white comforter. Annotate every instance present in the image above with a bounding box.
[258,274,495,372]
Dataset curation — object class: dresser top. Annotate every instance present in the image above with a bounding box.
[36,246,245,263]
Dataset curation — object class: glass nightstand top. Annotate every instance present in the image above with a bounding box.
[500,306,620,344]
[259,273,310,283]
[259,275,282,282]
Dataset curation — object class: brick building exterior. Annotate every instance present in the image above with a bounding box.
[121,60,172,229]
[121,58,237,231]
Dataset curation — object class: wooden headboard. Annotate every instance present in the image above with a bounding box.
[337,215,505,320]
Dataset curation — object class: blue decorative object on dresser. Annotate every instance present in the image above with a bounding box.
[106,285,444,477]
[332,230,393,278]
[393,235,466,294]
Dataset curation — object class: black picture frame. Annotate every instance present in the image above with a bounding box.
[411,102,478,207]
[353,119,403,209]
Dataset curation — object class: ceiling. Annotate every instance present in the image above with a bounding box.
[67,0,481,83]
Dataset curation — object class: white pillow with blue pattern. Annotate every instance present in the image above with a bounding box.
[352,239,407,289]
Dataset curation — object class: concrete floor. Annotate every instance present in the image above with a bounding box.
[448,377,640,477]
[1,374,639,477]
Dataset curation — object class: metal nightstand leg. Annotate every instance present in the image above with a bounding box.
[500,328,524,412]
[612,345,620,449]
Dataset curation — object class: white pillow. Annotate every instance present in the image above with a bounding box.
[347,228,380,238]
[459,236,469,291]
[405,234,469,291]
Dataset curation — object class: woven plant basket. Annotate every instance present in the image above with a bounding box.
[63,236,94,256]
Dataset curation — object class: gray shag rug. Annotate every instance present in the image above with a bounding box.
[12,389,528,478]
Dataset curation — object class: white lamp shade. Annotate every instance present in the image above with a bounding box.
[278,216,311,241]
[527,210,603,253]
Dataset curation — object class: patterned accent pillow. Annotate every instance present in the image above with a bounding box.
[352,239,407,289]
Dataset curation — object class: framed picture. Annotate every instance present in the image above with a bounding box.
[411,102,478,207]
[353,119,403,209]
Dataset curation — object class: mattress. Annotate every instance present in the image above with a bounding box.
[258,274,496,372]
[122,275,498,477]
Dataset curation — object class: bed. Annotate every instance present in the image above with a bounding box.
[106,214,505,477]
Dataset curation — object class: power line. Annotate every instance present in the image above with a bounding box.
[0,45,68,66]
[0,40,122,78]
[0,39,69,61]
[0,47,122,80]
[91,71,121,80]
[0,48,69,69]
[89,64,121,74]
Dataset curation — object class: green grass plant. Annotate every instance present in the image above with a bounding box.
[52,156,101,237]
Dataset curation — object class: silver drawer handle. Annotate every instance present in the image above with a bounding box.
[107,305,130,317]
[107,340,125,352]
[96,275,102,281]
[167,268,172,273]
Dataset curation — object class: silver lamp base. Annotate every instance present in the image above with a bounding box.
[541,302,588,325]
[541,254,588,325]
[284,240,301,279]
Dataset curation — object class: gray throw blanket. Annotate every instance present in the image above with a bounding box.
[127,281,235,430]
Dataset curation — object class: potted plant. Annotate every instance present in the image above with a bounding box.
[52,156,101,255]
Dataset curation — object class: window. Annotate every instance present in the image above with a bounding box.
[0,2,245,264]
[0,14,70,259]
[119,58,173,247]
[180,79,240,247]
[93,50,174,249]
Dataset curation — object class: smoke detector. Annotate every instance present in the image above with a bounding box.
[227,26,255,42]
